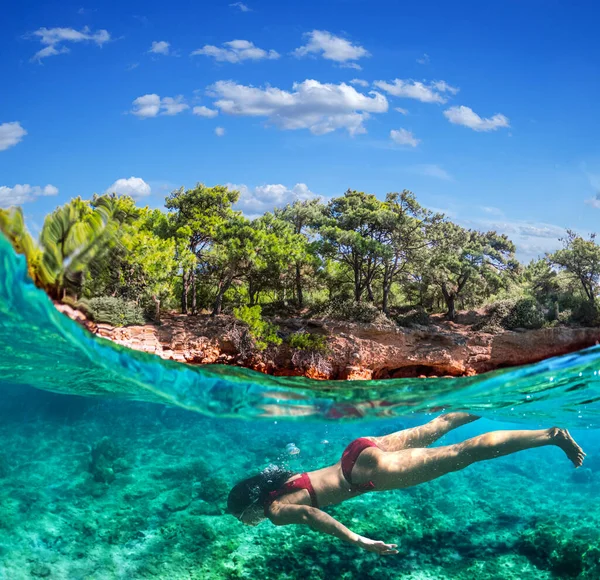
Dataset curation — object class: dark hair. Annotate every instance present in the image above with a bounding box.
[227,465,296,517]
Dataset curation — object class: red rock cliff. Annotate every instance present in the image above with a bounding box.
[55,304,600,380]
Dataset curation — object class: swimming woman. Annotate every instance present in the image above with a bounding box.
[227,412,585,555]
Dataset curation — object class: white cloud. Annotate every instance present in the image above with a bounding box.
[193,106,218,118]
[0,122,27,151]
[390,128,419,147]
[104,177,151,199]
[480,206,504,216]
[416,53,430,65]
[160,96,189,115]
[229,2,251,11]
[229,182,318,214]
[374,78,458,103]
[350,79,369,87]
[395,107,408,115]
[30,26,110,62]
[0,184,58,208]
[585,196,600,209]
[409,164,452,180]
[583,166,600,198]
[443,105,509,132]
[131,94,189,117]
[132,94,161,118]
[209,79,388,135]
[149,41,170,55]
[294,30,369,67]
[215,127,226,136]
[192,40,279,63]
[460,216,566,261]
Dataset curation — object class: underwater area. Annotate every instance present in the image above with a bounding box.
[1,234,600,579]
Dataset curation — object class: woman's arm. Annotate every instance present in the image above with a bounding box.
[267,504,398,555]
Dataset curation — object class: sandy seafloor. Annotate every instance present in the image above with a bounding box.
[0,383,599,580]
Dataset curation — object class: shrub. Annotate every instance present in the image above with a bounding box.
[88,297,145,327]
[473,297,545,333]
[395,309,431,328]
[288,331,329,353]
[504,297,546,330]
[322,297,382,323]
[233,305,282,351]
[570,299,600,327]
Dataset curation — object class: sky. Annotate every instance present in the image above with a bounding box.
[2,0,600,261]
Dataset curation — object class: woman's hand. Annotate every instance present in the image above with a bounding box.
[355,535,398,555]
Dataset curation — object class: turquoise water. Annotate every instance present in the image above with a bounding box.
[1,232,600,579]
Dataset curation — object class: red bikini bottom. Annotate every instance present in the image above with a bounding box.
[341,437,378,491]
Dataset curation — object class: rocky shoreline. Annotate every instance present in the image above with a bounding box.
[55,304,600,380]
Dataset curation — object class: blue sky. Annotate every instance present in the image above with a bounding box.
[2,0,600,261]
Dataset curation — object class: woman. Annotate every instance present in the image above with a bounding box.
[227,413,585,555]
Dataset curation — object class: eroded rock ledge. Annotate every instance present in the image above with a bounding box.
[55,304,600,380]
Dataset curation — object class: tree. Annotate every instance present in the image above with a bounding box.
[549,230,600,303]
[244,213,307,306]
[320,190,387,303]
[116,208,183,320]
[275,198,325,308]
[165,184,239,314]
[378,191,440,314]
[428,222,517,320]
[209,215,263,315]
[0,207,41,283]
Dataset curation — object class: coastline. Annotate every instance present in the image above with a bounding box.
[55,303,600,381]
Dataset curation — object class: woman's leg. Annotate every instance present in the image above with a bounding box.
[359,427,585,491]
[367,412,480,452]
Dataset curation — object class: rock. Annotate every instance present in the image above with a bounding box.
[56,305,600,380]
[163,489,192,512]
[571,467,593,484]
[30,564,51,577]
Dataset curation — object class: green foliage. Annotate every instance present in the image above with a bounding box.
[549,230,600,303]
[325,297,384,323]
[88,297,145,327]
[475,297,546,332]
[0,207,41,282]
[11,181,600,331]
[288,331,328,353]
[504,297,546,329]
[427,221,519,320]
[166,183,240,314]
[233,305,282,351]
[570,298,600,326]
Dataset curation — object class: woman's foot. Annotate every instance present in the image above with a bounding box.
[442,412,481,428]
[550,427,586,467]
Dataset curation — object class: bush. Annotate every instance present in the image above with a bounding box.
[233,305,282,351]
[323,297,383,323]
[570,299,600,327]
[473,297,545,332]
[504,297,546,330]
[288,331,329,353]
[88,297,145,327]
[395,309,431,327]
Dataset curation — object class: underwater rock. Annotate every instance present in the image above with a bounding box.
[89,436,125,483]
[571,467,594,484]
[29,563,51,577]
[517,521,591,578]
[163,489,192,512]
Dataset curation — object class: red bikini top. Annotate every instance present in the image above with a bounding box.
[264,473,318,515]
